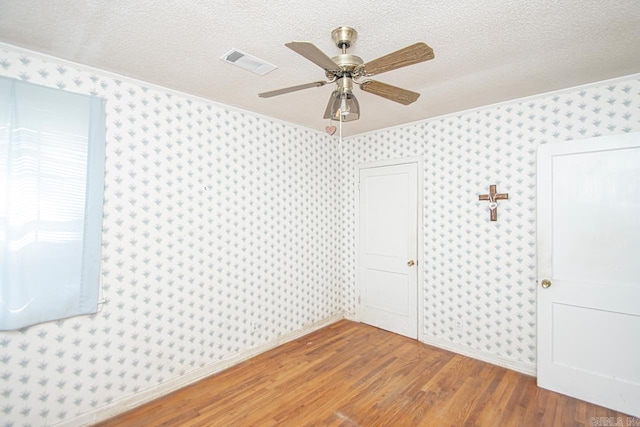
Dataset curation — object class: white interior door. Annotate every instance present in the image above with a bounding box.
[358,162,418,339]
[537,132,640,417]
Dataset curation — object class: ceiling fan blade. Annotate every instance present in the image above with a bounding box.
[362,42,434,76]
[285,41,340,71]
[359,80,420,105]
[258,81,327,98]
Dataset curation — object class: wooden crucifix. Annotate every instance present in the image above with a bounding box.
[479,185,509,221]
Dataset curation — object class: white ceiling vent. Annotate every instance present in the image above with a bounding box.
[220,49,277,76]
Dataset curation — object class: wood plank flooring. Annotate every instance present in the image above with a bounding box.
[97,320,630,426]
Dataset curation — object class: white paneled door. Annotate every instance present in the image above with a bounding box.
[537,132,640,417]
[358,161,418,339]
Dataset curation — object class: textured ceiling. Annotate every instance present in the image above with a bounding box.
[1,0,639,136]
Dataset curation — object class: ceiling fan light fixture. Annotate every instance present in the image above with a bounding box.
[340,93,350,115]
[324,89,360,122]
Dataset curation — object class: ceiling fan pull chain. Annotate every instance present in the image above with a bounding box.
[338,110,343,163]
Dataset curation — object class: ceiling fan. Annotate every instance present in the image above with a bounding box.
[258,27,434,122]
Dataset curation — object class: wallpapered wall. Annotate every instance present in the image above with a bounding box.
[342,75,640,371]
[0,45,342,426]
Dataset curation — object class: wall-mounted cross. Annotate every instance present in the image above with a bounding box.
[479,185,508,221]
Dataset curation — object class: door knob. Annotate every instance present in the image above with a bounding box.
[541,279,552,288]
[407,260,415,267]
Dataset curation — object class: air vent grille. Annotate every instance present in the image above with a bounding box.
[220,49,277,76]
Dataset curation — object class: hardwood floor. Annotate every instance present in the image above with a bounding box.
[97,320,629,426]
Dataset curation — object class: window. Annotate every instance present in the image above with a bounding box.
[0,77,106,330]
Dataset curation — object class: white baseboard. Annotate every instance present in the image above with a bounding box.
[420,333,537,376]
[343,311,358,321]
[344,315,535,376]
[343,315,535,376]
[58,312,345,427]
[59,314,535,426]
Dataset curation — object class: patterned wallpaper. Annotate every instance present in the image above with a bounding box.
[342,76,640,370]
[0,45,342,426]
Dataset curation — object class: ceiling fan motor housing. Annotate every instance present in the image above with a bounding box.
[329,27,364,80]
[331,26,357,49]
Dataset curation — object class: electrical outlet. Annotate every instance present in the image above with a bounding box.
[454,320,463,332]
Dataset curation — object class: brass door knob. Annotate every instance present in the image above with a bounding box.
[541,279,552,289]
[407,260,415,267]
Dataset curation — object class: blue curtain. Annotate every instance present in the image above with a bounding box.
[0,77,105,330]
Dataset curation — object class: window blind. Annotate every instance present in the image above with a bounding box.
[0,77,106,330]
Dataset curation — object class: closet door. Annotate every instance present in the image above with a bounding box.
[537,132,640,417]
[358,161,418,339]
